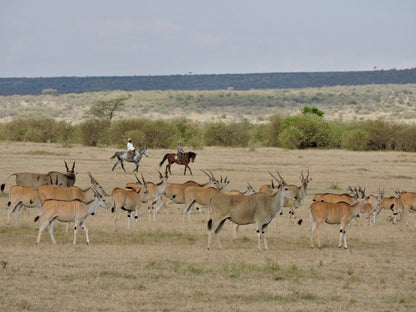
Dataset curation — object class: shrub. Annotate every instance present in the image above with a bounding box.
[78,119,111,146]
[203,121,251,147]
[279,114,330,148]
[341,128,369,151]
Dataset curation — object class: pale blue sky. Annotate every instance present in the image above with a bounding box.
[1,0,415,77]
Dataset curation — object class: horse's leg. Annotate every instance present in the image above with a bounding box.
[133,162,139,173]
[120,160,126,172]
[112,160,119,171]
[188,166,193,176]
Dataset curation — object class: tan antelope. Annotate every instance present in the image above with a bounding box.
[184,174,230,222]
[7,185,42,225]
[313,186,358,204]
[151,169,220,218]
[126,172,169,221]
[275,170,312,225]
[34,190,108,245]
[111,178,148,230]
[359,191,384,226]
[207,173,295,251]
[375,193,400,224]
[394,191,416,226]
[309,188,381,249]
[225,183,255,196]
[5,161,76,188]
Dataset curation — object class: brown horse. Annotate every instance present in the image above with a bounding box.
[159,151,197,176]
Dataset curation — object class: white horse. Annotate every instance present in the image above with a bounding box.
[110,147,149,172]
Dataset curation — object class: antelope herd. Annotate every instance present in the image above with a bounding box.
[2,159,413,250]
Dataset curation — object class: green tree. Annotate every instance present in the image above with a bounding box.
[85,97,128,121]
[302,106,324,117]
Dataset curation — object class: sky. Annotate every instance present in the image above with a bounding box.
[1,0,415,78]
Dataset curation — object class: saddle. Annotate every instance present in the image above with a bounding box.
[128,150,135,160]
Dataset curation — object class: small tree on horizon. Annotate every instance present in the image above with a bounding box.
[85,96,128,121]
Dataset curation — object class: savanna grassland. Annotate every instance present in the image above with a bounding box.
[1,83,416,125]
[1,142,416,312]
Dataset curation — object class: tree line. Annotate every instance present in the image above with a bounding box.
[1,68,416,95]
[1,112,416,152]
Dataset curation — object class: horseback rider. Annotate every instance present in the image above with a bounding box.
[127,138,135,160]
[176,142,184,163]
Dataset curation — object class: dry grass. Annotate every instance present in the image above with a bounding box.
[1,142,416,311]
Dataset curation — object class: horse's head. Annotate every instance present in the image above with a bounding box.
[142,147,149,157]
[188,151,196,162]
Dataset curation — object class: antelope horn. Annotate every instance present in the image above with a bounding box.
[71,161,76,171]
[141,174,146,184]
[307,169,310,179]
[207,169,216,179]
[157,170,163,179]
[201,169,211,179]
[247,182,253,190]
[300,170,304,179]
[135,174,142,185]
[65,160,69,172]
[275,170,287,185]
[88,172,98,185]
[268,171,281,184]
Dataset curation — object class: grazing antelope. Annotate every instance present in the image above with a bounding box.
[309,188,373,249]
[207,172,296,251]
[34,190,108,245]
[111,179,148,230]
[7,186,42,225]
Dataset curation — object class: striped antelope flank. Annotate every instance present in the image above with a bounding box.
[34,190,108,245]
[151,169,220,219]
[184,175,230,223]
[275,170,312,225]
[7,185,42,225]
[309,188,372,249]
[111,179,148,230]
[207,176,296,251]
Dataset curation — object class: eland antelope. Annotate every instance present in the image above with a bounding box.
[7,185,42,225]
[34,190,108,245]
[207,172,296,251]
[309,188,375,249]
[111,179,148,230]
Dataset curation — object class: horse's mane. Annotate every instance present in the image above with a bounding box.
[187,151,196,158]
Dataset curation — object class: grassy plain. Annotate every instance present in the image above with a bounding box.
[1,142,416,311]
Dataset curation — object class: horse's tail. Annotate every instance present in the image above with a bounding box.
[110,152,118,159]
[159,154,169,167]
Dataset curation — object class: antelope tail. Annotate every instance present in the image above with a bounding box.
[1,183,5,192]
[159,154,169,167]
[110,153,117,159]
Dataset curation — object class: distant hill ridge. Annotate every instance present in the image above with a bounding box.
[1,68,415,95]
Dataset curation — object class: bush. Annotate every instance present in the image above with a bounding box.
[203,121,251,147]
[78,119,111,146]
[341,128,370,151]
[279,114,330,148]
